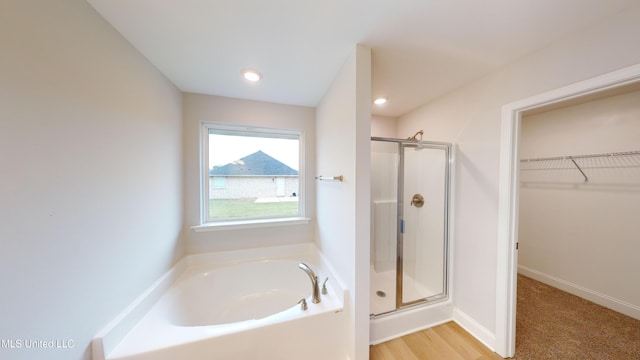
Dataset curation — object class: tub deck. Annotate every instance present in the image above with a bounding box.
[93,243,346,360]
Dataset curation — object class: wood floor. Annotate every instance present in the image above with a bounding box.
[370,322,503,360]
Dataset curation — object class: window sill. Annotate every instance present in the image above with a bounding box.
[191,217,311,232]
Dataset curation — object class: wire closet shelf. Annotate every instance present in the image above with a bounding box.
[519,150,640,184]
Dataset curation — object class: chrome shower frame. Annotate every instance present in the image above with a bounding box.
[371,136,453,316]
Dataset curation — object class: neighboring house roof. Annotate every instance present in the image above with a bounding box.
[209,150,298,176]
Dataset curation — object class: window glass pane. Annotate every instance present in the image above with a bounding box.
[206,129,300,221]
[212,177,226,189]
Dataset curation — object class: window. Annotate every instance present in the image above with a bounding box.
[211,177,227,189]
[200,122,305,226]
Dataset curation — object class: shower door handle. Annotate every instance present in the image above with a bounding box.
[410,194,424,208]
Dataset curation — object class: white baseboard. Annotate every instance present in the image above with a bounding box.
[518,265,640,321]
[370,301,454,345]
[452,308,496,352]
[370,304,500,357]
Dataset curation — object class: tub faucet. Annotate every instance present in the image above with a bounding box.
[298,262,321,303]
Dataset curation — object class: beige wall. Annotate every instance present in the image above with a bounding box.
[397,3,640,348]
[316,44,371,360]
[182,93,315,253]
[0,1,183,359]
[519,89,640,319]
[371,115,398,138]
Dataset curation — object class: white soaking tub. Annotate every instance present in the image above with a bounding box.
[92,244,347,360]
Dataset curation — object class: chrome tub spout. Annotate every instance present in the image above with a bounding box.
[298,262,321,303]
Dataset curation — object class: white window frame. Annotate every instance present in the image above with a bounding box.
[193,122,309,231]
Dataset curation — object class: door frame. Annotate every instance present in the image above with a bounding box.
[495,63,640,357]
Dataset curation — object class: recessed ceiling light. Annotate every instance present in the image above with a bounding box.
[242,68,262,82]
[374,98,387,105]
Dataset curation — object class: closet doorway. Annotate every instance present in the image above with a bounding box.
[515,85,640,357]
[496,63,640,357]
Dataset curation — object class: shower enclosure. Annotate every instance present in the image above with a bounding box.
[370,137,452,316]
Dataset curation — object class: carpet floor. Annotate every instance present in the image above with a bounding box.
[514,274,640,359]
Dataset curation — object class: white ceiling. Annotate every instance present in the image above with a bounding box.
[87,0,639,117]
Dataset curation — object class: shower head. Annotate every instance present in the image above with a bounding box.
[407,130,424,141]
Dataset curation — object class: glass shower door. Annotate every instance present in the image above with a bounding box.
[399,144,448,306]
[370,140,399,315]
[370,138,450,316]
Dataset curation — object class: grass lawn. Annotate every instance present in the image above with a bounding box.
[209,198,299,219]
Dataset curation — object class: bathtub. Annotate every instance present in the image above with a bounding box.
[93,243,347,360]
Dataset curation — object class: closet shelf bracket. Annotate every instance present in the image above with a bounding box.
[568,157,589,183]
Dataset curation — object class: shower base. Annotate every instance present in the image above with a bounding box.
[370,268,396,315]
[370,268,440,316]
